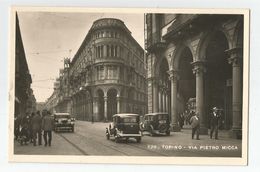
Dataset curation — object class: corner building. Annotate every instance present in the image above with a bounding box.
[145,14,243,138]
[69,18,147,121]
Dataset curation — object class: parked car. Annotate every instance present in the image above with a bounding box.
[106,113,142,143]
[54,113,75,132]
[140,113,171,136]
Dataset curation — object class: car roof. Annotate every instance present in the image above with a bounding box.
[54,113,70,115]
[144,112,168,116]
[113,113,139,118]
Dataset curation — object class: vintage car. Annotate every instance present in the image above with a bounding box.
[140,113,171,136]
[54,113,75,132]
[105,113,142,143]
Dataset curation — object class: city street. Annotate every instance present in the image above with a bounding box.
[14,121,242,157]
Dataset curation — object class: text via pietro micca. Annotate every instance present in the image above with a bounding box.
[147,144,239,151]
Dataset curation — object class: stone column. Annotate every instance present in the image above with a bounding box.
[192,61,207,134]
[163,92,166,112]
[158,91,161,112]
[92,96,98,121]
[117,66,120,80]
[227,48,242,139]
[104,65,108,79]
[152,78,159,112]
[104,45,107,57]
[165,93,168,112]
[104,96,108,122]
[117,96,121,113]
[117,46,120,57]
[168,70,180,131]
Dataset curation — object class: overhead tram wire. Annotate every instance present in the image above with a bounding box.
[31,86,53,90]
[33,78,55,82]
[28,49,72,55]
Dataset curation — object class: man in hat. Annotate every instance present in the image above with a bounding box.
[190,112,200,140]
[210,107,221,139]
[31,111,42,146]
[42,111,54,146]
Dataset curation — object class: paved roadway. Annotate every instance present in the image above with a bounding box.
[14,121,242,157]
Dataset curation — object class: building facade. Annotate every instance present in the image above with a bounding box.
[15,14,36,117]
[145,14,243,138]
[45,78,60,114]
[53,18,147,121]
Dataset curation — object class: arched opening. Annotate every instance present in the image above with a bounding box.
[178,47,195,118]
[97,89,104,121]
[86,91,92,121]
[107,88,117,120]
[205,31,232,130]
[158,58,171,114]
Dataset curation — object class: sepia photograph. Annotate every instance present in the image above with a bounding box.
[8,7,249,165]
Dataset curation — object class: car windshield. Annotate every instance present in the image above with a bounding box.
[121,117,137,123]
[158,114,168,120]
[55,115,70,118]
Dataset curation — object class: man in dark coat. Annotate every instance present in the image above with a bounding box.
[42,111,54,146]
[210,107,221,139]
[31,111,42,146]
[190,113,200,140]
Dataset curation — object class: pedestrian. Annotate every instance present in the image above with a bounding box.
[184,110,189,125]
[14,115,22,140]
[190,112,200,140]
[29,113,34,143]
[91,115,94,124]
[31,111,42,146]
[179,113,184,129]
[210,107,221,139]
[42,111,54,147]
[19,115,30,145]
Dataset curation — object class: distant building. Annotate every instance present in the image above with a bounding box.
[15,14,36,117]
[49,18,147,121]
[36,102,45,112]
[44,78,60,114]
[145,14,243,138]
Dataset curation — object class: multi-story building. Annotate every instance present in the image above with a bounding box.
[145,14,243,138]
[53,18,147,121]
[54,58,72,113]
[44,78,60,113]
[15,14,36,117]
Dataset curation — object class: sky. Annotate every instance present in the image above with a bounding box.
[18,12,145,102]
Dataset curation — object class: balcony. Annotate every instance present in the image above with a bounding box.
[162,14,199,41]
[145,31,166,53]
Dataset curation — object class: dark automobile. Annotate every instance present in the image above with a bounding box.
[106,113,142,143]
[54,113,75,132]
[140,113,171,136]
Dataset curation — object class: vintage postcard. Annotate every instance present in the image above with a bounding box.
[9,7,249,165]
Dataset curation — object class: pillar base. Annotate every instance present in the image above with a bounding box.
[199,126,208,135]
[171,124,181,132]
[229,128,242,139]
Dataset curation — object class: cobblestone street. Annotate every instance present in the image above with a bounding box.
[14,120,242,157]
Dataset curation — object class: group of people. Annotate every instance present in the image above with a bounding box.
[181,107,222,140]
[14,110,54,147]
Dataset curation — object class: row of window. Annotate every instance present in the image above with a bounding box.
[95,45,121,58]
[92,30,143,57]
[96,65,119,80]
[92,30,120,39]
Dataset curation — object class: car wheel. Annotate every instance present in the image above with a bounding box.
[166,130,170,136]
[149,125,154,137]
[136,137,141,143]
[115,137,119,143]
